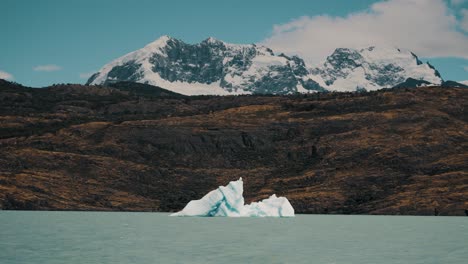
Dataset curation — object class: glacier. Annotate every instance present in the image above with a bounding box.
[170,178,295,217]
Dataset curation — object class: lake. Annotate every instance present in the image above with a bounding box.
[0,212,466,264]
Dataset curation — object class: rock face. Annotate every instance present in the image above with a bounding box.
[393,79,468,89]
[440,81,468,88]
[0,80,467,215]
[87,37,442,95]
[310,46,442,92]
[87,36,323,95]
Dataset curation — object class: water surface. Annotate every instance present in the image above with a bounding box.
[0,212,466,264]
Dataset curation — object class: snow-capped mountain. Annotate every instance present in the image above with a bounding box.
[310,46,443,92]
[460,80,468,86]
[87,36,323,95]
[88,36,443,95]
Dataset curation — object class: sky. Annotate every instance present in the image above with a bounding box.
[1,0,467,87]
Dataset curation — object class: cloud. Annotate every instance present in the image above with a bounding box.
[461,9,468,32]
[464,65,468,72]
[262,0,468,64]
[33,64,62,72]
[0,70,14,80]
[450,0,466,5]
[79,72,95,79]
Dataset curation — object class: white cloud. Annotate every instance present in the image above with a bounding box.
[451,0,466,5]
[461,9,468,32]
[262,0,468,64]
[79,72,95,79]
[33,64,62,72]
[0,70,14,80]
[460,80,468,85]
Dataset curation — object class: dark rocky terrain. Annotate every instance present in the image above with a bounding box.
[0,79,466,215]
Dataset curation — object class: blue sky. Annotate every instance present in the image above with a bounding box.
[1,0,467,87]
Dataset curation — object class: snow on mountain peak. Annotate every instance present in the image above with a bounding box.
[310,46,443,92]
[144,35,172,49]
[87,36,322,95]
[87,36,444,95]
[203,36,223,44]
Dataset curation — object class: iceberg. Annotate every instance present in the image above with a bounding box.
[170,178,294,217]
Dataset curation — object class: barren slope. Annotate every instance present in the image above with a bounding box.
[0,80,466,215]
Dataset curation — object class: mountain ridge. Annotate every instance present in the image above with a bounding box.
[87,36,443,95]
[88,36,323,95]
[310,46,442,91]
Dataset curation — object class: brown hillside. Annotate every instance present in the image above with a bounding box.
[0,80,466,215]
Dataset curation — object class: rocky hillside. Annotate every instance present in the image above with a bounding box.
[87,36,442,95]
[0,79,467,215]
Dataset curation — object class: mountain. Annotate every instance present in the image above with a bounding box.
[88,36,444,95]
[1,80,467,215]
[391,78,433,89]
[391,79,468,89]
[441,81,468,88]
[460,81,468,86]
[87,36,324,95]
[310,46,443,92]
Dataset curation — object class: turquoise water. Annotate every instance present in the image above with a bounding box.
[0,212,467,264]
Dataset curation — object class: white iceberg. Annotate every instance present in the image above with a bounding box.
[170,178,294,217]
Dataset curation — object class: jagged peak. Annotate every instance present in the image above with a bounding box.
[202,37,224,44]
[88,36,444,94]
[201,37,257,51]
[331,45,407,55]
[330,46,428,66]
[144,35,179,49]
[157,35,172,41]
[333,47,355,53]
[359,45,401,53]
